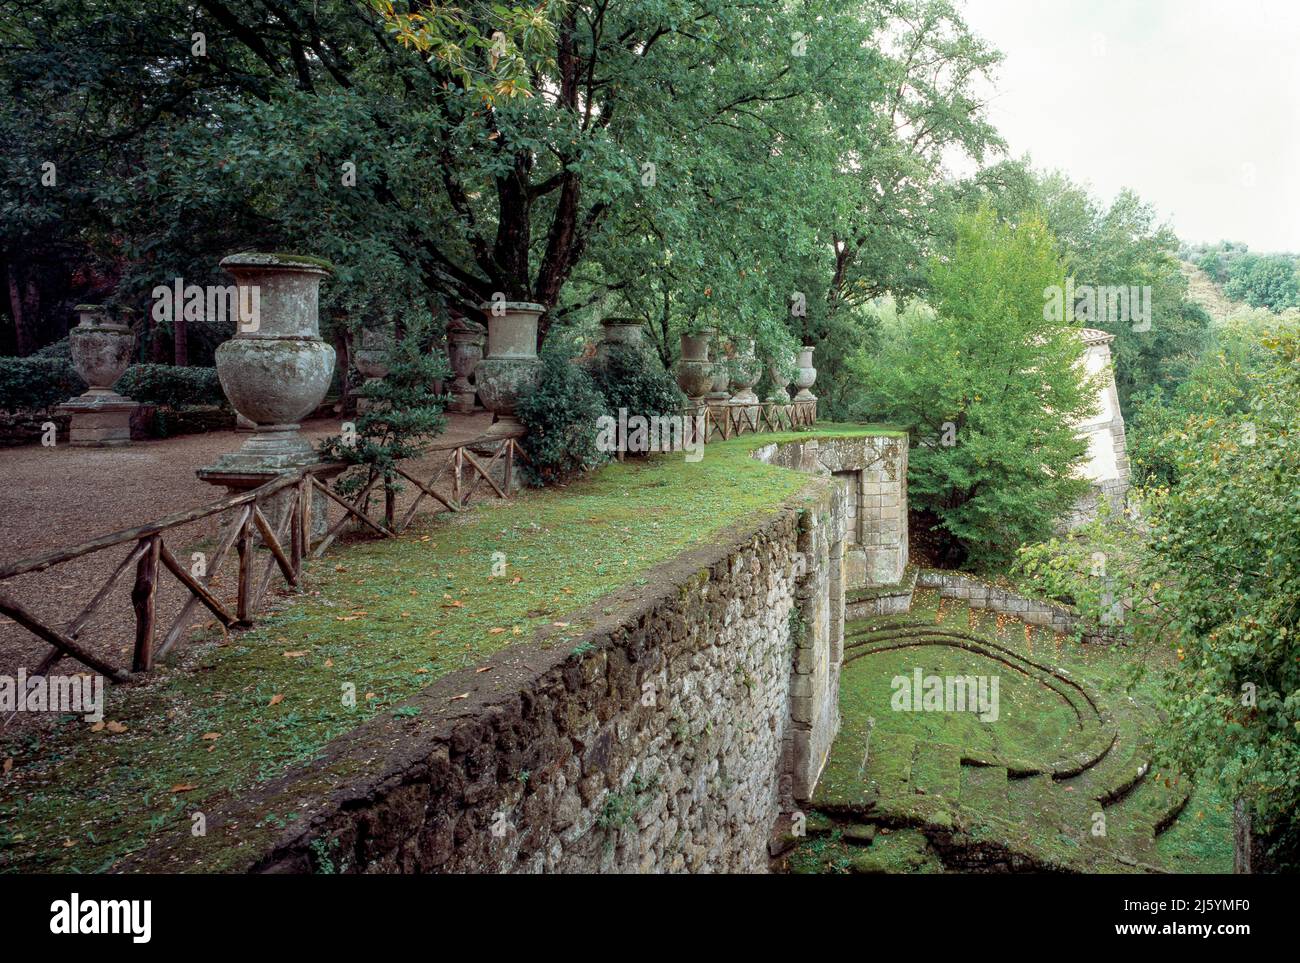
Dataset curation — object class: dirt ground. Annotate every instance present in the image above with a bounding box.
[0,412,501,729]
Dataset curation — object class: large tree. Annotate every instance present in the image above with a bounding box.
[851,205,1096,566]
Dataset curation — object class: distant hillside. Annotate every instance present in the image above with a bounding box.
[1180,260,1249,322]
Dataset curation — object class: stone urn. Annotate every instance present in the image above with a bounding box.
[675,330,714,404]
[766,351,796,404]
[201,253,336,477]
[353,323,394,414]
[726,337,761,407]
[446,317,485,414]
[596,317,645,363]
[793,345,817,402]
[56,304,139,446]
[707,334,731,402]
[474,301,544,435]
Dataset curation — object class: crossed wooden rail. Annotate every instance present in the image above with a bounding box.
[0,431,527,683]
[682,398,816,445]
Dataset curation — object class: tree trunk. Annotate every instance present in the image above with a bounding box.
[1233,797,1252,874]
[173,310,188,366]
[7,266,40,356]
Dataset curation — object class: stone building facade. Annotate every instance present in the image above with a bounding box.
[1073,328,1131,521]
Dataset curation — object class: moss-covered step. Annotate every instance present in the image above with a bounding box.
[911,742,962,800]
[961,764,1009,810]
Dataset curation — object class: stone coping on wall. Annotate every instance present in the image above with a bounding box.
[117,425,903,874]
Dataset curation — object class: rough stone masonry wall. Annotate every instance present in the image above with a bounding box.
[754,434,908,586]
[125,476,849,875]
[124,435,907,874]
[916,570,1119,644]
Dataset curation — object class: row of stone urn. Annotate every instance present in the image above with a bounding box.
[673,331,817,407]
[57,255,817,468]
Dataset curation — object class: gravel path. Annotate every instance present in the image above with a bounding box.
[0,412,499,716]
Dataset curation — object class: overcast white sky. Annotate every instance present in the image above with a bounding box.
[959,0,1300,252]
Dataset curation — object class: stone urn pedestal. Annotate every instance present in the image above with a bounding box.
[446,317,485,414]
[353,323,394,415]
[675,331,714,406]
[198,253,339,538]
[474,301,543,437]
[56,305,139,447]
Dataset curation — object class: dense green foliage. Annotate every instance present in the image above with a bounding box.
[1018,323,1300,868]
[0,356,80,411]
[853,207,1093,567]
[319,328,449,516]
[588,344,683,424]
[516,347,610,484]
[1187,242,1300,311]
[117,364,225,408]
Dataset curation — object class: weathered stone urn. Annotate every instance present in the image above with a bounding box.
[675,331,714,404]
[707,335,732,402]
[726,337,761,406]
[793,345,817,402]
[198,253,339,539]
[474,301,543,435]
[446,317,485,414]
[353,323,394,414]
[596,317,645,363]
[766,351,796,404]
[56,304,139,446]
[200,253,336,478]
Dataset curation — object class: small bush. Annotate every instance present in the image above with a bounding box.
[117,365,225,407]
[589,344,684,428]
[517,349,610,485]
[0,357,82,411]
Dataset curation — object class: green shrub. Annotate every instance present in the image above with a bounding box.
[589,344,684,429]
[517,349,610,485]
[117,364,225,407]
[0,357,82,410]
[319,327,449,526]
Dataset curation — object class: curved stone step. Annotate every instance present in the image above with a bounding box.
[843,629,1117,778]
[911,742,962,801]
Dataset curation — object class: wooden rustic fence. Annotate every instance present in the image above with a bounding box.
[1,400,811,684]
[0,431,527,683]
[683,398,816,445]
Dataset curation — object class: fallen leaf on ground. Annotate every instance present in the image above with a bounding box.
[475,666,492,674]
[105,721,128,734]
[2,757,12,775]
[450,692,470,701]
[283,650,307,658]
[268,693,284,706]
[170,784,198,793]
[489,627,506,635]
[202,732,220,741]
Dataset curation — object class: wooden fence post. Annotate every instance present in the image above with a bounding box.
[130,535,161,673]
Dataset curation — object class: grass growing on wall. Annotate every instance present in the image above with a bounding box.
[0,425,895,873]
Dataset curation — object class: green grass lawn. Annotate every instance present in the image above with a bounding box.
[0,424,895,873]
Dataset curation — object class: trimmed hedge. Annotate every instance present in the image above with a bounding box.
[117,364,224,407]
[0,358,225,411]
[0,357,82,411]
